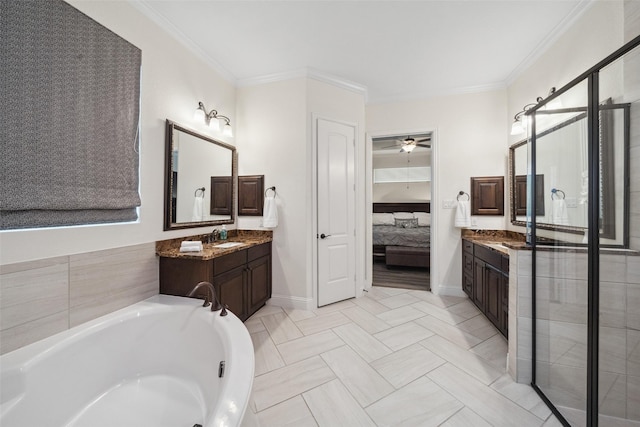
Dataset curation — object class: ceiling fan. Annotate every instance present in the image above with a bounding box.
[382,136,431,153]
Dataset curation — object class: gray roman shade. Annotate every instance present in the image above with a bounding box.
[0,0,142,229]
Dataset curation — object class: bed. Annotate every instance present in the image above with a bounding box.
[373,202,430,268]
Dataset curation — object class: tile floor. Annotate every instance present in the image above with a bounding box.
[240,286,562,427]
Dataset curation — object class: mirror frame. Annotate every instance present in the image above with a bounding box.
[509,102,630,241]
[164,119,237,231]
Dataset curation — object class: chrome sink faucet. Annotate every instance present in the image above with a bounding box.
[187,281,228,316]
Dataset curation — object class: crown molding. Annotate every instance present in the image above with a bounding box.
[237,67,368,100]
[505,0,594,86]
[130,0,237,84]
[368,81,506,105]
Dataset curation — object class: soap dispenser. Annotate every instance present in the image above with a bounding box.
[220,225,227,240]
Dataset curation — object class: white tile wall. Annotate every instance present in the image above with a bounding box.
[0,243,158,354]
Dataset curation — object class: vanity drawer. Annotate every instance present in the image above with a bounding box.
[474,244,501,268]
[463,240,474,254]
[248,242,271,261]
[213,250,247,275]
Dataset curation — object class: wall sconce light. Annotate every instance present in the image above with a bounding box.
[194,101,233,137]
[510,87,557,136]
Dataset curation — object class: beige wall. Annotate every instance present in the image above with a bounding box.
[236,76,366,308]
[367,89,508,295]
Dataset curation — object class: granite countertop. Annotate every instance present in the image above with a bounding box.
[156,230,273,260]
[460,230,640,255]
[461,229,529,255]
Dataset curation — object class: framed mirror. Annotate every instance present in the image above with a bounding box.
[164,120,236,230]
[509,100,630,246]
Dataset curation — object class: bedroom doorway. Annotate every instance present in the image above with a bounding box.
[371,134,432,291]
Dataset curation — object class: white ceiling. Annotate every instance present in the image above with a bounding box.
[136,0,591,102]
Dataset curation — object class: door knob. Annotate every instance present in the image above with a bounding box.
[320,233,331,239]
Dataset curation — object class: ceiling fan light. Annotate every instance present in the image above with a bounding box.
[402,144,416,153]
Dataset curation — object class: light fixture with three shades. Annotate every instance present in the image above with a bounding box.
[194,101,233,137]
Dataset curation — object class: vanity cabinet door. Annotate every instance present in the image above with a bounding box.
[463,239,509,338]
[214,265,248,321]
[247,255,271,314]
[484,264,502,328]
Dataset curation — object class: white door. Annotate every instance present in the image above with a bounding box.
[317,118,356,307]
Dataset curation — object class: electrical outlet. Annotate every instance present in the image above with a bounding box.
[566,197,577,208]
[443,199,455,209]
[471,217,478,226]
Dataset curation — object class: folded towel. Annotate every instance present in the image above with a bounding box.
[179,245,202,253]
[454,200,471,228]
[192,195,204,222]
[551,199,569,225]
[263,195,278,228]
[181,241,202,248]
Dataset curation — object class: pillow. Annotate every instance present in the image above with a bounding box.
[372,213,395,226]
[395,218,419,228]
[392,212,414,220]
[413,212,431,226]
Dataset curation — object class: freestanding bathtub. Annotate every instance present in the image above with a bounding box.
[0,294,254,427]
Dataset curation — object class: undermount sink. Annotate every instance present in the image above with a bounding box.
[214,242,245,248]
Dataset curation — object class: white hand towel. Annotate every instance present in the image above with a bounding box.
[454,200,471,228]
[181,241,202,248]
[551,199,569,225]
[262,195,278,228]
[192,196,204,222]
[180,241,203,252]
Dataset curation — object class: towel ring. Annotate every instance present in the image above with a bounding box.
[551,188,565,200]
[265,186,276,197]
[194,187,205,197]
[457,191,470,201]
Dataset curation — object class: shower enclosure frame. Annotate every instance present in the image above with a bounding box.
[528,35,640,427]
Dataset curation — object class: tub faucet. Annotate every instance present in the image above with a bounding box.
[187,281,228,316]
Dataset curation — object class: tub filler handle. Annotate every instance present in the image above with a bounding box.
[187,281,227,316]
[219,360,226,378]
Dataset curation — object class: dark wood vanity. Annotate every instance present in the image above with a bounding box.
[157,233,272,321]
[462,238,509,337]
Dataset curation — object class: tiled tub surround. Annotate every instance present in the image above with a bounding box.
[512,247,640,425]
[239,286,561,427]
[0,243,158,355]
[155,229,273,260]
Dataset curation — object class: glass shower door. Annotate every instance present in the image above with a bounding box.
[533,79,591,426]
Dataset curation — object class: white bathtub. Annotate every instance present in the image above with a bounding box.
[0,295,254,427]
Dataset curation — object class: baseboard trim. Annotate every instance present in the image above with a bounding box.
[435,285,467,298]
[267,294,314,310]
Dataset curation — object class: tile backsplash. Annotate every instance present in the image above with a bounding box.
[0,243,158,354]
